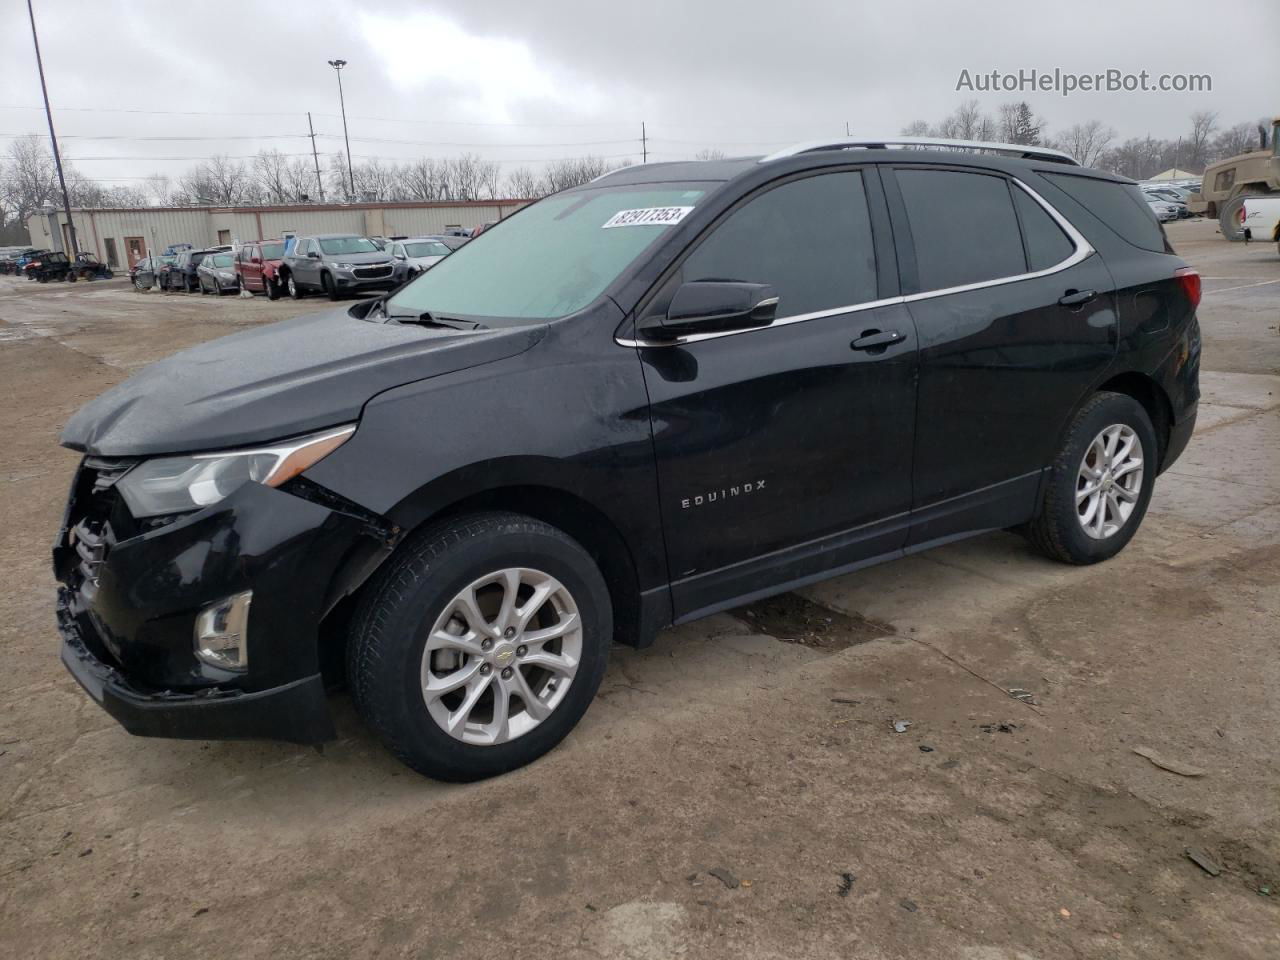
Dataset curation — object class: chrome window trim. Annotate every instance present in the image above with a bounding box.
[616,175,1093,349]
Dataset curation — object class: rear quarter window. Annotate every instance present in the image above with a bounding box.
[1041,173,1165,253]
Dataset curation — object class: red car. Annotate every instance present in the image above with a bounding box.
[235,239,288,300]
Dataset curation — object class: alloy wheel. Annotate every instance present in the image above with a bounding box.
[421,568,582,746]
[1076,423,1143,540]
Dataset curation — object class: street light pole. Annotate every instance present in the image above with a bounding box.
[327,59,355,200]
[26,0,78,256]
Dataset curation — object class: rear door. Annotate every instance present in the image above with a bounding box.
[638,167,918,618]
[884,165,1117,545]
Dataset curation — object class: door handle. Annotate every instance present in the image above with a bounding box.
[1058,288,1097,307]
[850,329,906,351]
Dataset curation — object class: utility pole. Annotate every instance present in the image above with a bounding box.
[641,121,647,163]
[327,59,355,200]
[307,111,324,202]
[26,0,77,255]
[845,121,850,137]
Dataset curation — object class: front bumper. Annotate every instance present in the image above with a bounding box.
[58,594,334,744]
[53,464,393,744]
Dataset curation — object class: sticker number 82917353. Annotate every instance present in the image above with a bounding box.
[601,206,694,228]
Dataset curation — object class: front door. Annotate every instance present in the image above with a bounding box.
[637,169,918,619]
[125,236,145,269]
[885,166,1117,544]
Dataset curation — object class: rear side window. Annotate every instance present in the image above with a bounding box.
[1041,173,1164,253]
[1012,188,1075,271]
[896,169,1026,291]
[682,171,877,317]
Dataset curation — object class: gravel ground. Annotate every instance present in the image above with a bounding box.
[0,219,1277,959]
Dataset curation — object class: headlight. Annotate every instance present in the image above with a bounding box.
[330,261,355,270]
[116,425,355,518]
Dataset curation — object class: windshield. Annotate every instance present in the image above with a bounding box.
[211,253,234,268]
[319,236,379,255]
[261,242,286,259]
[405,241,451,258]
[386,185,707,320]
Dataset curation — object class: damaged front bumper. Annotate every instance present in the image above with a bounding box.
[53,460,398,745]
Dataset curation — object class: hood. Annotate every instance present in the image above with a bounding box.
[408,255,446,268]
[62,308,546,457]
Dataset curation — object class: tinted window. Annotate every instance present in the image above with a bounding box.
[405,241,451,258]
[1041,173,1164,253]
[682,171,876,317]
[896,169,1026,291]
[1012,187,1075,271]
[260,242,285,259]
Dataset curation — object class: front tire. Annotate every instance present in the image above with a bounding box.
[286,273,303,300]
[322,271,339,301]
[264,275,280,300]
[1219,190,1266,241]
[1024,391,1158,565]
[348,512,612,782]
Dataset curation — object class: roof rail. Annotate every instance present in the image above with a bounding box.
[760,137,1079,166]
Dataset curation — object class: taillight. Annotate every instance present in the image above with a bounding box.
[1174,267,1201,308]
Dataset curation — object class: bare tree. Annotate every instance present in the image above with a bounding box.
[1051,121,1115,167]
[144,173,173,206]
[399,158,447,201]
[0,134,60,227]
[694,148,726,160]
[503,165,544,199]
[938,100,993,140]
[541,156,618,193]
[351,157,401,202]
[900,120,933,137]
[1208,122,1255,164]
[252,150,315,203]
[1186,111,1218,170]
[178,155,252,205]
[442,153,500,201]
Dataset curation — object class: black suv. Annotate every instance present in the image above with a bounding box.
[54,139,1200,781]
[279,234,397,300]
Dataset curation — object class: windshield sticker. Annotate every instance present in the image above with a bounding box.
[602,206,694,228]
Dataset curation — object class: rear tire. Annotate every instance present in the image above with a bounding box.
[348,512,612,782]
[265,275,280,300]
[1024,391,1158,565]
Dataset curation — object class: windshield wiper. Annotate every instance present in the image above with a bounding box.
[391,311,486,331]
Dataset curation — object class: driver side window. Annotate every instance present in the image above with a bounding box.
[681,171,878,319]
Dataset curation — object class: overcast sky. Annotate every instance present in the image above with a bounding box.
[2,0,1276,186]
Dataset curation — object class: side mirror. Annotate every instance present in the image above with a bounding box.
[638,281,779,341]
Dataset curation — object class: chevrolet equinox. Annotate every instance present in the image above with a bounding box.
[55,138,1200,781]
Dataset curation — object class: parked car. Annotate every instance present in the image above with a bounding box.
[163,248,211,292]
[387,237,454,281]
[130,255,175,291]
[24,251,73,282]
[1145,196,1180,222]
[55,138,1200,782]
[236,239,288,300]
[197,251,240,295]
[1141,186,1190,218]
[278,234,397,300]
[430,234,470,251]
[469,220,497,238]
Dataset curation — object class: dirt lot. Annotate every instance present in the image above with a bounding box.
[1,220,1278,959]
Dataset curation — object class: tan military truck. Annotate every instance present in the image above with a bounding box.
[1189,117,1280,239]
